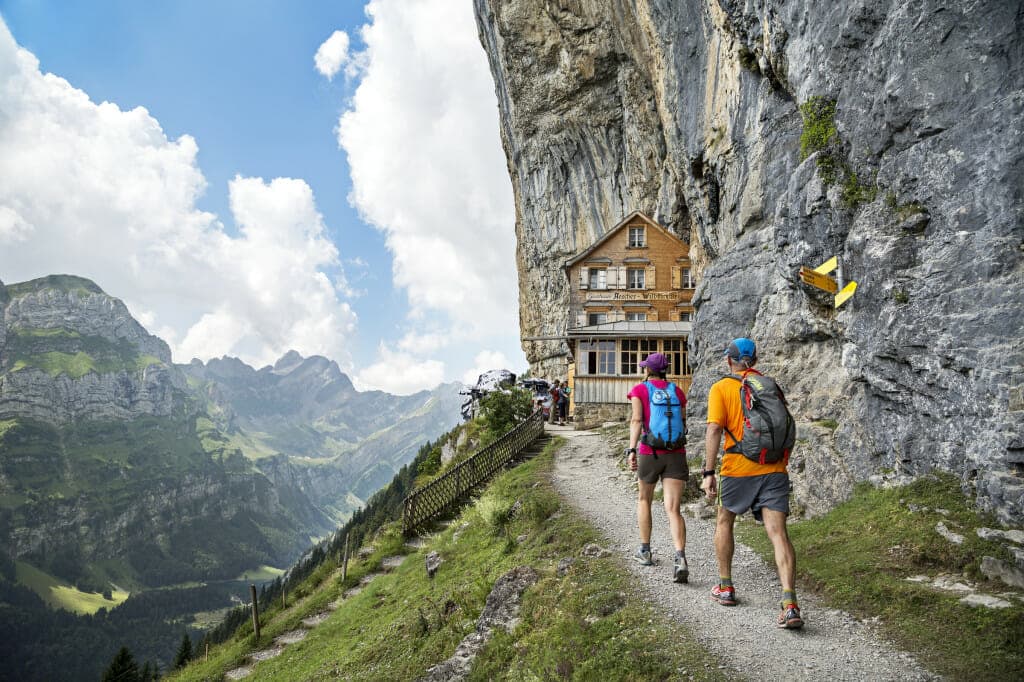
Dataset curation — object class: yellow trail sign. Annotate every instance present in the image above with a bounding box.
[813,256,838,275]
[835,281,857,308]
[799,267,838,293]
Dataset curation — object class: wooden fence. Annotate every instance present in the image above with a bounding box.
[402,409,545,535]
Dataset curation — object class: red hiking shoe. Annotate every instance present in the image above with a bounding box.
[711,584,737,606]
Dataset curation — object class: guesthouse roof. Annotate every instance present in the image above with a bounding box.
[564,211,687,268]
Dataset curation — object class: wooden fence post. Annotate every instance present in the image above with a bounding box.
[342,534,350,581]
[282,588,286,610]
[250,584,260,642]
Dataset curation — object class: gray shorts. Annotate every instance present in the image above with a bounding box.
[720,472,790,521]
[637,453,688,484]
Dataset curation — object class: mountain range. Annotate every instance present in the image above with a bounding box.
[0,274,462,627]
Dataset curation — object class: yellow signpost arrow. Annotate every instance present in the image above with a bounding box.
[799,266,838,293]
[799,256,857,308]
[813,255,838,275]
[834,281,857,308]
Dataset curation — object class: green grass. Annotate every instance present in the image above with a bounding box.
[16,561,129,615]
[799,96,839,183]
[737,474,1024,680]
[170,440,727,681]
[234,565,285,582]
[4,274,103,298]
[5,328,163,378]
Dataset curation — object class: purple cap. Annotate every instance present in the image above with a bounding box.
[639,352,669,372]
[724,338,757,362]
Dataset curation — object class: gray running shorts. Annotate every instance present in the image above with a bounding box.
[637,453,688,484]
[719,472,790,521]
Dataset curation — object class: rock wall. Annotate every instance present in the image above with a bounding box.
[0,276,183,424]
[475,0,1024,522]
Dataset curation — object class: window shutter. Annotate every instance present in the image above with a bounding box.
[669,309,678,322]
[580,267,589,290]
[617,266,627,289]
[672,266,681,289]
[646,265,656,290]
[614,309,626,322]
[648,309,659,321]
[576,313,587,327]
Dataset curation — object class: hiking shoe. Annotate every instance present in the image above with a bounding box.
[778,604,804,629]
[672,557,688,583]
[634,548,654,566]
[711,584,737,606]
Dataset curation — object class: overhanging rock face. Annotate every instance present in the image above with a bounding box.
[474,0,1024,522]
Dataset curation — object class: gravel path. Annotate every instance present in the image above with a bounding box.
[550,427,941,681]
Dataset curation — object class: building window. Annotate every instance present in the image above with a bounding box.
[678,311,692,322]
[627,268,645,289]
[580,340,615,375]
[625,311,647,321]
[587,312,608,325]
[588,268,608,290]
[628,226,646,247]
[662,338,691,376]
[681,267,695,288]
[620,338,658,375]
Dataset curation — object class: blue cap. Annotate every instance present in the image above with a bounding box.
[724,338,757,362]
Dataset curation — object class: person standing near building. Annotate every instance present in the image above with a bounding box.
[548,380,560,425]
[701,337,804,629]
[557,380,570,425]
[626,353,689,583]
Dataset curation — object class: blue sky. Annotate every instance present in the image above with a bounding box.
[0,0,525,393]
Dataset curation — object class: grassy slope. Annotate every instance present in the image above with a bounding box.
[170,441,728,682]
[737,474,1024,680]
[6,328,162,378]
[15,561,129,615]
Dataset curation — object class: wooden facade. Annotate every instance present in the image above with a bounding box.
[563,212,696,425]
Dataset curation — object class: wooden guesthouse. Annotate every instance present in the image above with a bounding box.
[563,212,696,427]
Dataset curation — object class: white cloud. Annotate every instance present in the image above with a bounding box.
[354,344,445,395]
[314,30,351,80]
[0,19,356,368]
[337,0,519,341]
[461,349,511,386]
[0,205,32,242]
[396,330,450,354]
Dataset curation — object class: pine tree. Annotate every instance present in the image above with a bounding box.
[102,646,140,682]
[173,632,193,669]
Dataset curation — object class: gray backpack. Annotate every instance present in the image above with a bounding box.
[723,371,796,464]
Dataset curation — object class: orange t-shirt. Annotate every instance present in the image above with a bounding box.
[706,372,788,478]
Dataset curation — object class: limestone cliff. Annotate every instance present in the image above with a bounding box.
[475,0,1024,522]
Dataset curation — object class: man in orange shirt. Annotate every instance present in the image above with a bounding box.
[700,338,803,629]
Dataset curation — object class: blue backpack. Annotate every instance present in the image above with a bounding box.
[640,381,686,455]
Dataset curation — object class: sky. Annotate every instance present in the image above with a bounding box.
[0,0,525,394]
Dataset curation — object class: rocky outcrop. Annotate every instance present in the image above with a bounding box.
[3,275,171,362]
[475,1,1024,522]
[0,276,184,424]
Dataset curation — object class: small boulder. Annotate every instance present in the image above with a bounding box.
[935,521,965,545]
[580,543,612,558]
[425,551,443,579]
[980,555,1024,590]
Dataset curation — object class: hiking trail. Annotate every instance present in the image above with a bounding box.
[548,424,939,681]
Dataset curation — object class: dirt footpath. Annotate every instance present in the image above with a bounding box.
[549,427,940,681]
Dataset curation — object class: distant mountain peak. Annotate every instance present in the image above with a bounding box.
[274,350,304,372]
[5,274,105,298]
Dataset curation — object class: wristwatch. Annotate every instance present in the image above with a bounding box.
[627,447,637,455]
[702,469,716,478]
